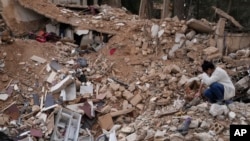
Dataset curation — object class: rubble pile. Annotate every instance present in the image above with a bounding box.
[0,0,250,141]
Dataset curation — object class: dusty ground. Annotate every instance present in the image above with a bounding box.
[0,39,58,109]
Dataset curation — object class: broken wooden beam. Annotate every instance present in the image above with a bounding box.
[212,6,243,29]
[110,108,134,117]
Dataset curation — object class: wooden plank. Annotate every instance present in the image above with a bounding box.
[212,6,243,29]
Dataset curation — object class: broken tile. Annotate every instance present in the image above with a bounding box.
[98,113,114,130]
[122,90,134,100]
[30,55,46,64]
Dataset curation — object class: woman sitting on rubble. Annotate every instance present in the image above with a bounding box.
[195,60,235,104]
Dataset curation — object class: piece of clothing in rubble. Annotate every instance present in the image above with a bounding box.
[200,67,235,102]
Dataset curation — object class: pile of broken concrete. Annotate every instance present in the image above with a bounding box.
[0,3,250,141]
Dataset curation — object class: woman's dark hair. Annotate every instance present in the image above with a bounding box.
[201,60,215,72]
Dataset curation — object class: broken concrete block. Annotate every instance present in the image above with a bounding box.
[178,75,189,87]
[110,83,120,91]
[50,75,74,94]
[203,47,219,55]
[228,111,236,120]
[169,40,185,58]
[130,94,142,106]
[209,104,229,117]
[186,30,196,40]
[80,85,94,96]
[235,76,249,89]
[46,71,57,83]
[0,93,9,101]
[206,52,222,60]
[175,33,185,43]
[120,126,135,134]
[158,29,165,38]
[61,82,76,101]
[98,113,114,130]
[187,19,213,33]
[122,90,134,100]
[151,24,160,38]
[194,132,213,141]
[30,55,46,64]
[126,133,137,141]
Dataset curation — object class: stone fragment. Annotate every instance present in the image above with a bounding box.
[200,121,210,129]
[228,111,236,120]
[169,133,184,141]
[193,132,213,141]
[122,90,134,100]
[209,104,229,117]
[110,83,120,91]
[186,30,196,40]
[203,46,219,55]
[120,126,135,134]
[187,19,213,33]
[0,93,9,101]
